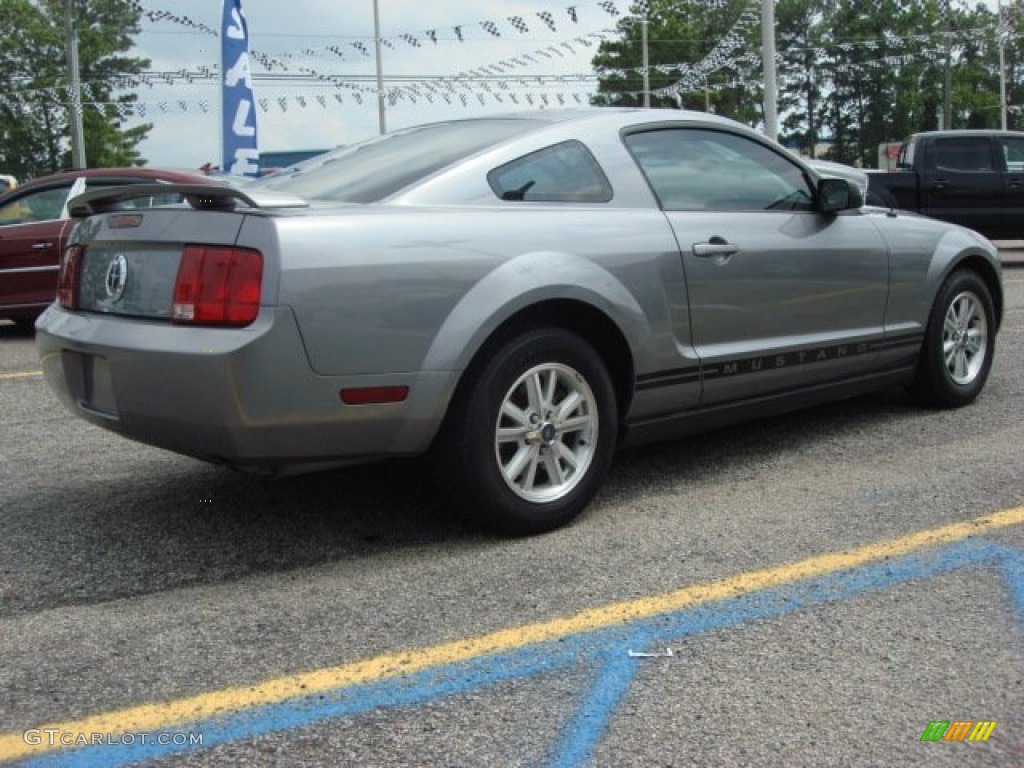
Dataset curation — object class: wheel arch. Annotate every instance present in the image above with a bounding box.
[418,250,652,434]
[448,298,636,424]
[947,253,1003,331]
[922,227,1004,333]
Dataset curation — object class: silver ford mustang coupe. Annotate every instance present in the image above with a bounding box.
[36,109,1003,534]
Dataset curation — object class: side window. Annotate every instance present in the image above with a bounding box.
[931,138,995,172]
[0,185,71,225]
[488,140,612,203]
[999,137,1024,173]
[624,129,815,212]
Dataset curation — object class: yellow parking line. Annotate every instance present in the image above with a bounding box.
[0,370,42,380]
[1,505,1022,761]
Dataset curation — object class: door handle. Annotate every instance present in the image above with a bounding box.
[30,242,54,251]
[693,240,740,259]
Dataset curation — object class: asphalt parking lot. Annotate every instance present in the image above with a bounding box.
[1,268,1022,767]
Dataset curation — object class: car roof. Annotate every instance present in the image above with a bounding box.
[907,129,1024,140]
[423,107,748,131]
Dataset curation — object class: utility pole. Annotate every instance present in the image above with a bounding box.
[998,0,1008,130]
[761,0,778,142]
[641,15,650,108]
[943,17,952,130]
[65,0,87,168]
[373,0,386,134]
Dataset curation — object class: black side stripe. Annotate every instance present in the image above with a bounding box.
[877,332,923,351]
[636,333,924,391]
[636,367,701,391]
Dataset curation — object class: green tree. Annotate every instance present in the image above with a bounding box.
[1006,0,1024,130]
[0,0,151,180]
[776,0,835,157]
[954,2,1007,129]
[590,0,1015,169]
[0,0,62,175]
[590,0,762,125]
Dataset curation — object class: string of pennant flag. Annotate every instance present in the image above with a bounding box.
[117,0,1010,100]
[126,0,667,44]
[1,39,1000,121]
[126,0,744,44]
[4,0,1016,122]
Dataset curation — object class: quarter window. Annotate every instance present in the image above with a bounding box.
[624,129,815,212]
[488,141,612,203]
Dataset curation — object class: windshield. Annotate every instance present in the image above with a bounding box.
[252,118,545,203]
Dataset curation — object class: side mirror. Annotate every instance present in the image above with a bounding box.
[817,177,863,213]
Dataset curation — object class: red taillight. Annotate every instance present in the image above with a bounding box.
[57,245,84,309]
[172,245,263,326]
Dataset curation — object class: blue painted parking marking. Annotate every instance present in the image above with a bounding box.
[5,526,1021,768]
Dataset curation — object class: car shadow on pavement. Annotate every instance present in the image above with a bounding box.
[0,384,1002,619]
[0,456,483,617]
[0,319,36,339]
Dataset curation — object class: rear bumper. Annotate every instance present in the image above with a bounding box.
[35,305,452,468]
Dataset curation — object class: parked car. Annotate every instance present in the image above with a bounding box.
[37,109,1003,534]
[0,167,223,326]
[867,130,1024,239]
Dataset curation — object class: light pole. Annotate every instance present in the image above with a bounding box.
[998,0,1008,131]
[943,19,952,130]
[761,0,778,142]
[641,14,650,108]
[65,0,87,168]
[373,0,386,134]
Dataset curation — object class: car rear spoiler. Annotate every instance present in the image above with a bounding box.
[66,183,309,218]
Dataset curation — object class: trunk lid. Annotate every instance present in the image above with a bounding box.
[66,183,305,320]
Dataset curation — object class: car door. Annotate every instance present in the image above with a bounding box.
[0,183,75,314]
[919,135,1003,237]
[624,127,889,406]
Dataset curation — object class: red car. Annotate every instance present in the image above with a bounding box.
[0,167,222,326]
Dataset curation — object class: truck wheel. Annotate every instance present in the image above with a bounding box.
[435,327,617,535]
[909,270,995,408]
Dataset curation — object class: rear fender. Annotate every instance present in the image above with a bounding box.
[421,250,649,375]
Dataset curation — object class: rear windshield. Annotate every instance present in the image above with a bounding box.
[252,119,544,203]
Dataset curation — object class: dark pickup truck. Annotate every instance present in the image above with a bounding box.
[868,129,1024,240]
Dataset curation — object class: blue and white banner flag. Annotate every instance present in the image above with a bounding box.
[221,0,259,176]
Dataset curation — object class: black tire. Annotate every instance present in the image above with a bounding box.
[433,327,618,535]
[908,269,995,408]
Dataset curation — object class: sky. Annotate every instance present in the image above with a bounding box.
[123,1,629,169]
[116,0,1007,170]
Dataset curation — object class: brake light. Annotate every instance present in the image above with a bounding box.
[57,245,84,309]
[172,245,262,326]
